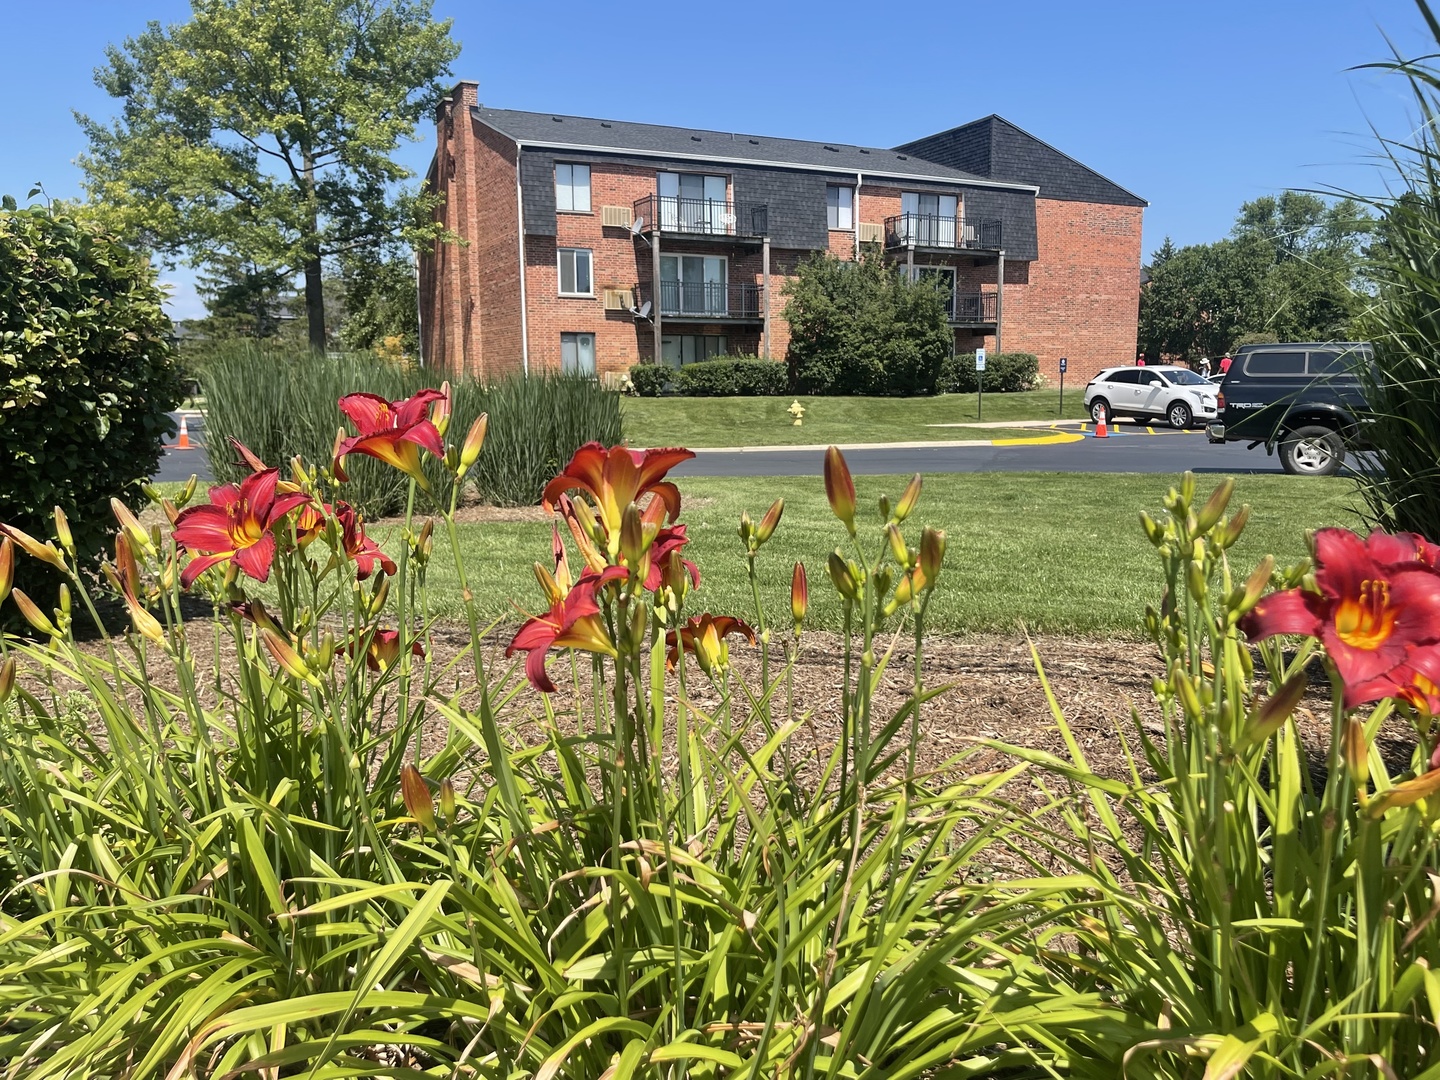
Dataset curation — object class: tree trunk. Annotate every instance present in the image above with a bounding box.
[302,150,326,352]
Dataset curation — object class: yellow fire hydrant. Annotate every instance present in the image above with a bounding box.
[788,400,805,427]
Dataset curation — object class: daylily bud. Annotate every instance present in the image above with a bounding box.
[331,427,347,479]
[401,764,437,833]
[0,538,13,605]
[1344,717,1369,787]
[369,576,390,618]
[262,629,314,682]
[1236,555,1275,616]
[459,413,489,473]
[1220,504,1251,549]
[1241,670,1307,749]
[11,590,59,638]
[1196,477,1235,534]
[886,524,911,569]
[884,566,927,616]
[827,550,859,600]
[920,527,946,583]
[178,475,198,508]
[1139,511,1167,547]
[823,446,857,536]
[439,778,457,824]
[1170,663,1202,718]
[1,524,67,570]
[893,473,922,523]
[1180,471,1196,506]
[1365,767,1440,819]
[53,507,73,554]
[877,494,891,521]
[416,519,434,565]
[872,567,892,605]
[755,499,784,545]
[791,562,808,631]
[110,499,152,556]
[738,510,754,545]
[0,657,15,704]
[312,631,337,675]
[620,502,646,568]
[433,381,453,438]
[628,600,648,651]
[58,584,71,620]
[162,499,180,526]
[1185,560,1207,603]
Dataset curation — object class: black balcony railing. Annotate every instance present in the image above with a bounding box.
[633,195,769,238]
[947,290,998,325]
[884,213,1002,250]
[638,280,764,319]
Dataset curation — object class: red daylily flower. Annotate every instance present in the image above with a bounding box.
[506,574,619,693]
[334,390,446,488]
[1240,528,1440,701]
[1347,642,1440,718]
[541,443,695,535]
[646,524,699,592]
[173,469,311,588]
[355,629,424,673]
[665,613,756,674]
[335,503,396,579]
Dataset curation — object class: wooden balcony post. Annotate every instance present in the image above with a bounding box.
[762,236,771,358]
[652,228,663,363]
[995,249,1005,354]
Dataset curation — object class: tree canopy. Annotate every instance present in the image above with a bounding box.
[77,0,459,351]
[1139,193,1373,360]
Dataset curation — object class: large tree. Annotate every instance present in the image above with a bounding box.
[77,0,459,351]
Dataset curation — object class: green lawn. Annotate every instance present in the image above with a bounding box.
[388,472,1359,637]
[621,390,1091,448]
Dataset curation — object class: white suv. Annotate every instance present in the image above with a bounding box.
[1083,366,1219,429]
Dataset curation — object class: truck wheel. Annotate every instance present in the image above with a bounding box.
[1166,401,1192,429]
[1280,425,1344,476]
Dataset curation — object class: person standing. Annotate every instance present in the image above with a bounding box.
[1136,353,1147,367]
[1218,353,1233,375]
[1198,356,1212,378]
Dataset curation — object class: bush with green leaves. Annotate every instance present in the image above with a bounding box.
[672,356,787,396]
[783,250,953,395]
[628,362,671,397]
[0,196,182,577]
[202,344,621,511]
[937,350,1039,394]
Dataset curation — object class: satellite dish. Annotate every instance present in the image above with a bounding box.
[630,217,645,235]
[637,300,652,319]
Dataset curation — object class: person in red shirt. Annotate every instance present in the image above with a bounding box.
[1136,353,1147,366]
[1218,353,1232,374]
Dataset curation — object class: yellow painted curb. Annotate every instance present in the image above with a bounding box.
[990,432,1087,447]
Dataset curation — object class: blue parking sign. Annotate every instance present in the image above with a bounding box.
[1059,357,1068,373]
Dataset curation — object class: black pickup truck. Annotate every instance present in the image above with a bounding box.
[1206,342,1372,476]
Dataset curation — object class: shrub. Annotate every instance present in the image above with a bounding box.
[202,344,621,511]
[0,197,182,578]
[628,362,671,396]
[672,356,787,396]
[783,250,952,395]
[938,351,1040,393]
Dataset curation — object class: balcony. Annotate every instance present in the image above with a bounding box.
[947,290,998,326]
[637,280,764,321]
[632,195,769,241]
[884,213,1002,252]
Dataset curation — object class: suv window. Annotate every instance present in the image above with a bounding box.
[1139,370,1164,385]
[1107,370,1140,384]
[1243,351,1306,376]
[1308,350,1360,375]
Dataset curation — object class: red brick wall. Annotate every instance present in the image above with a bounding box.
[999,199,1142,383]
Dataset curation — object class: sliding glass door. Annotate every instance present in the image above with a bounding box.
[899,192,958,246]
[658,172,729,234]
[659,254,728,315]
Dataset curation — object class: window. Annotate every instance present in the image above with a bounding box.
[658,172,728,233]
[659,254,727,315]
[558,248,592,296]
[660,334,728,368]
[1243,351,1306,376]
[827,185,853,230]
[1106,370,1140,385]
[899,191,958,245]
[555,163,591,212]
[560,333,596,376]
[1139,370,1164,386]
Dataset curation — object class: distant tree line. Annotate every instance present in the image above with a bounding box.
[1139,193,1374,361]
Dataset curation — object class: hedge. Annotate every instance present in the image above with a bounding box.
[674,358,787,396]
[629,364,672,397]
[938,352,1040,394]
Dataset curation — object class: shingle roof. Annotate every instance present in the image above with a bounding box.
[470,106,1038,193]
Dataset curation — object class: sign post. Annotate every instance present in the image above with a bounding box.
[1058,356,1068,417]
[975,348,987,422]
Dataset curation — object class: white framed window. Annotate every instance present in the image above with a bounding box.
[560,333,596,376]
[659,254,727,315]
[555,163,591,213]
[826,185,853,230]
[558,248,593,296]
[660,334,728,368]
[899,191,958,245]
[657,171,729,232]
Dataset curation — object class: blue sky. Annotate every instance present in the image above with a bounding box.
[1,0,1431,319]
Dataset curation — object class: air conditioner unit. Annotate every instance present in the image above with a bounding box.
[858,222,883,244]
[603,288,635,311]
[601,205,633,228]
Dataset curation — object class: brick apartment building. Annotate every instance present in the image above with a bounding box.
[419,81,1146,385]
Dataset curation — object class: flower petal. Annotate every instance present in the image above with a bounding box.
[232,532,277,582]
[1238,589,1323,641]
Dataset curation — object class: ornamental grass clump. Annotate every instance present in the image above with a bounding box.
[0,385,1086,1077]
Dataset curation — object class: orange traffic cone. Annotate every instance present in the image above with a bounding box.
[1094,412,1109,439]
[175,415,192,449]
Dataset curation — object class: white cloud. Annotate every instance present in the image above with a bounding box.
[158,276,207,322]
